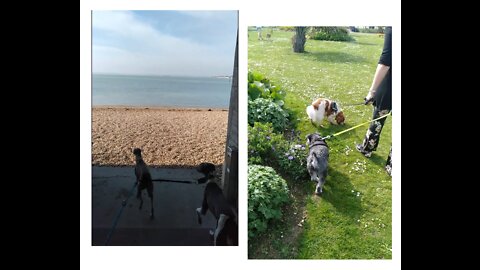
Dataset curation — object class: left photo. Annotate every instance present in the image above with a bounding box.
[91,10,238,246]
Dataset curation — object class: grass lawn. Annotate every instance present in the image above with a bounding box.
[248,28,392,259]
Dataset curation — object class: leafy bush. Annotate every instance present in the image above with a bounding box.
[308,27,353,42]
[359,26,385,33]
[248,165,290,239]
[248,98,289,132]
[248,71,286,102]
[278,26,295,31]
[248,122,285,165]
[275,139,309,181]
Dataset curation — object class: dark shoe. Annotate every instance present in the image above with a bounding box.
[355,144,372,157]
[385,164,392,176]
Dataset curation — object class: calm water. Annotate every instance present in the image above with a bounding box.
[92,74,232,108]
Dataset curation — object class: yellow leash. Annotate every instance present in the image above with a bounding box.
[321,112,392,140]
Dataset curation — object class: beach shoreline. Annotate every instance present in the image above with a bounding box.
[92,107,229,168]
[92,105,229,111]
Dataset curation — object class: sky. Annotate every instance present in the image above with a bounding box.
[92,11,237,77]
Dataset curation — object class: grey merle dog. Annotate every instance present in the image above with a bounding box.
[306,133,329,195]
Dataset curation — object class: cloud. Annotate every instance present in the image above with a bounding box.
[177,10,236,19]
[92,11,236,76]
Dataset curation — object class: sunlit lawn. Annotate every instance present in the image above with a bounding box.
[248,28,392,259]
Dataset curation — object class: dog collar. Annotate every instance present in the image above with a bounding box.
[309,140,328,148]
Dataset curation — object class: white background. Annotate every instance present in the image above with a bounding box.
[80,1,401,269]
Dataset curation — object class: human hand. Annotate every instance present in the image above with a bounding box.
[364,92,374,105]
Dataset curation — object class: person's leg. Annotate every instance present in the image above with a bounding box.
[385,147,392,176]
[356,107,390,157]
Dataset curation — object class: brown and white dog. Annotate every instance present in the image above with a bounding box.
[306,98,345,125]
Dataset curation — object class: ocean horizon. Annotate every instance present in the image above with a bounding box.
[92,74,232,108]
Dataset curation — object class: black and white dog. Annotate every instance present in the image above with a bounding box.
[133,148,154,219]
[306,133,329,195]
[196,181,238,246]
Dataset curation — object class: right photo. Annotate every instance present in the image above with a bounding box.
[248,26,392,259]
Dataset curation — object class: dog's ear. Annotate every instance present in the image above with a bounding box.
[335,112,345,125]
[331,102,338,113]
[133,148,142,155]
[306,134,313,144]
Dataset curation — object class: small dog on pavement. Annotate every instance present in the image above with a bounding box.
[196,181,238,246]
[196,162,216,184]
[306,133,329,195]
[133,148,154,219]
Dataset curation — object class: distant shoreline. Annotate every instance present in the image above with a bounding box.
[93,73,232,79]
[92,105,229,111]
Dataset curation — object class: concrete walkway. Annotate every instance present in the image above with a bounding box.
[92,166,217,246]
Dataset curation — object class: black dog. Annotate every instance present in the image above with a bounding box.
[133,148,154,219]
[306,133,329,195]
[196,181,238,246]
[197,162,216,184]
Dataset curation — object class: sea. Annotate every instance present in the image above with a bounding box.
[92,74,232,108]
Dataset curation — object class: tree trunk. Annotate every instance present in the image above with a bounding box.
[292,27,307,53]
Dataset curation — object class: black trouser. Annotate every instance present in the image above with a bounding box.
[361,107,391,153]
[386,147,392,168]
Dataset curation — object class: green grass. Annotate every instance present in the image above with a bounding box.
[248,28,392,259]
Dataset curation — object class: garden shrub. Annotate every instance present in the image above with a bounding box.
[248,165,290,239]
[248,98,289,132]
[308,27,353,42]
[278,26,295,31]
[248,122,284,165]
[275,139,309,181]
[359,26,385,33]
[248,71,286,103]
[248,123,309,181]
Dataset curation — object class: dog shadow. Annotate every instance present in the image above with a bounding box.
[317,167,364,220]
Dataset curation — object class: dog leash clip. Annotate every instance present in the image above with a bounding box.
[321,135,331,141]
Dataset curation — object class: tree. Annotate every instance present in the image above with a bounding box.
[292,26,308,53]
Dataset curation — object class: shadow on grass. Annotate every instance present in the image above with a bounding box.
[320,167,364,220]
[303,51,367,63]
[368,152,388,167]
[354,41,378,46]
